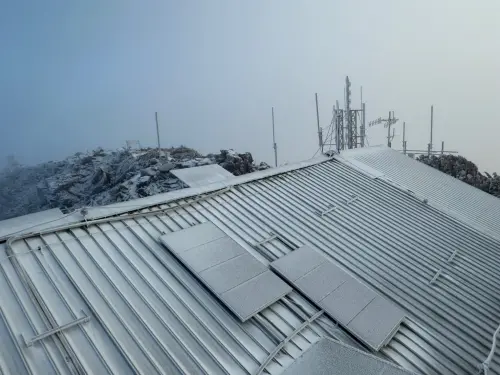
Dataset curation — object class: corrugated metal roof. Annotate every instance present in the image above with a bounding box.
[0,208,82,240]
[337,146,500,241]
[1,153,500,374]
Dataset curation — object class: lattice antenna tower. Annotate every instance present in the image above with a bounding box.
[334,76,366,151]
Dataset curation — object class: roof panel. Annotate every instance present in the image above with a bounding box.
[160,223,292,321]
[199,253,266,293]
[171,164,234,187]
[269,245,325,281]
[347,296,406,350]
[159,221,226,253]
[320,278,377,325]
[271,245,405,351]
[294,261,349,301]
[178,237,246,273]
[219,271,292,321]
[282,338,416,375]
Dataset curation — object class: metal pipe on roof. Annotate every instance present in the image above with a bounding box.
[272,107,278,167]
[254,310,324,375]
[481,323,500,374]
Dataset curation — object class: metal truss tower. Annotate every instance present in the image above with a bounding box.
[334,76,366,151]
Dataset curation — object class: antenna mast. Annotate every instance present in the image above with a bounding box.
[155,112,161,157]
[272,107,278,167]
[428,105,434,156]
[402,122,407,154]
[315,93,323,154]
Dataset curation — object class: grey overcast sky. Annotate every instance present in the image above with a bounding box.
[1,1,499,171]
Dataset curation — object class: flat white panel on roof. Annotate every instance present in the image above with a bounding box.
[180,237,245,273]
[295,261,350,301]
[320,279,376,325]
[347,296,406,350]
[160,222,226,253]
[282,338,416,375]
[199,253,266,293]
[220,271,291,321]
[160,222,292,321]
[271,246,405,350]
[171,164,234,187]
[269,245,325,281]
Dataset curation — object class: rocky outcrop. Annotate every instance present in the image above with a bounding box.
[0,147,270,220]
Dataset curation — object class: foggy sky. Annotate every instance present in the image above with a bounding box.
[2,1,499,172]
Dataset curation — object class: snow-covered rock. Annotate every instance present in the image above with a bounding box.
[0,146,270,220]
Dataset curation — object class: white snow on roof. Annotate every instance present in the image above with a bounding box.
[336,145,500,241]
[0,208,82,240]
[171,164,234,188]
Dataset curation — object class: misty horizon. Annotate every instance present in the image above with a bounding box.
[2,1,499,172]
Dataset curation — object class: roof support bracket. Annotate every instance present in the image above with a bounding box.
[22,310,91,347]
[429,269,443,285]
[317,204,338,218]
[344,195,359,205]
[254,233,278,247]
[447,249,458,263]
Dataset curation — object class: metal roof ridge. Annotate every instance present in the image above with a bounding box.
[83,155,332,220]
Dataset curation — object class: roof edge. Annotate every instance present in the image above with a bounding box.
[80,155,333,220]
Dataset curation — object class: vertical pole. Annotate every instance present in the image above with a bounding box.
[272,107,277,167]
[155,112,161,157]
[430,105,434,155]
[345,76,352,149]
[441,141,444,155]
[315,93,323,154]
[361,102,366,147]
[402,122,406,154]
[336,100,341,152]
[387,111,392,148]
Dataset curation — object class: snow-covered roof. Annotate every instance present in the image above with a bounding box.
[0,208,82,240]
[337,145,500,241]
[1,149,500,374]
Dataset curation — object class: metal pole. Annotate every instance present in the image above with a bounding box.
[430,105,434,154]
[315,93,323,154]
[441,141,444,155]
[361,102,366,147]
[335,100,341,152]
[402,122,406,154]
[387,111,392,148]
[272,107,277,167]
[346,76,352,149]
[155,112,161,157]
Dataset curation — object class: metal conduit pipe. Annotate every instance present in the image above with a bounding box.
[482,323,500,374]
[253,310,324,375]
